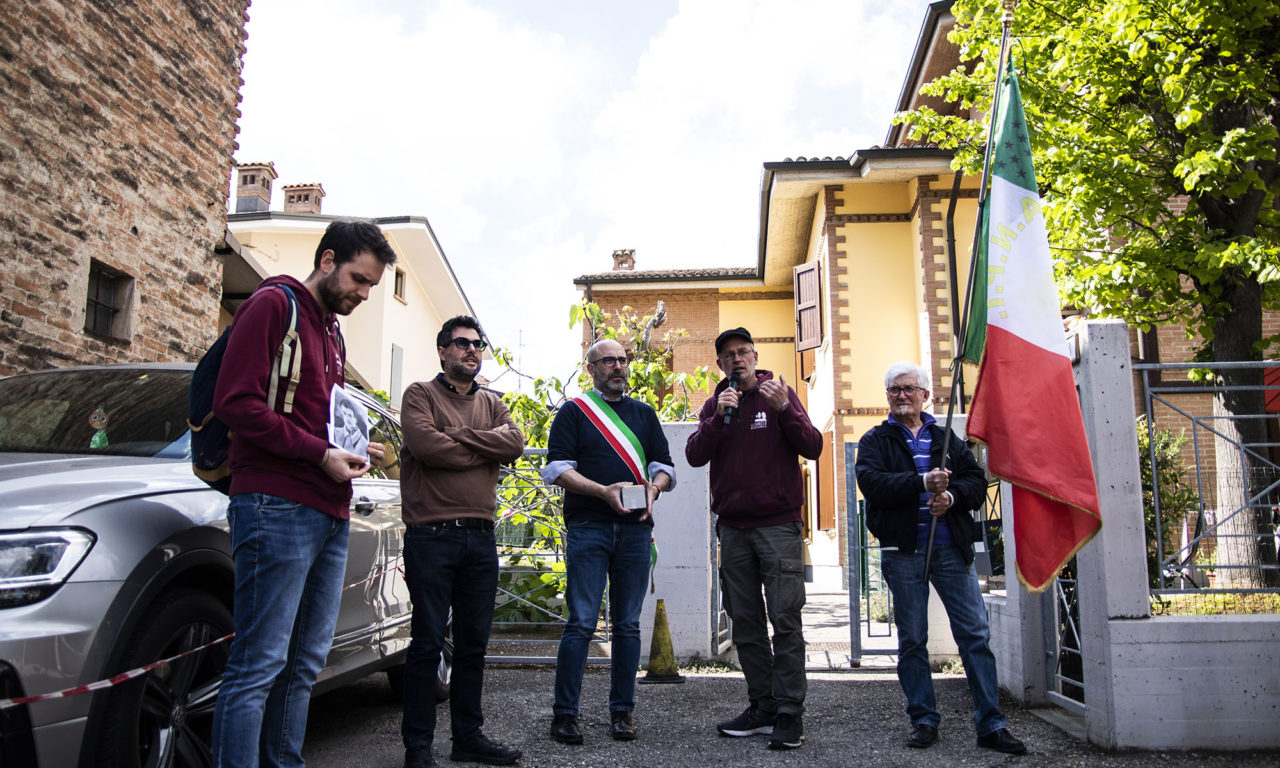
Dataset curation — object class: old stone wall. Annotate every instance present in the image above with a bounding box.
[0,0,249,374]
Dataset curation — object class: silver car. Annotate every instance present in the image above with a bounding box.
[0,363,446,768]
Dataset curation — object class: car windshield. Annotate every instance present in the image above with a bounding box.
[0,368,191,458]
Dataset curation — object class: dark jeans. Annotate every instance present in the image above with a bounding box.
[717,520,807,716]
[553,521,651,716]
[401,524,498,749]
[881,546,1007,735]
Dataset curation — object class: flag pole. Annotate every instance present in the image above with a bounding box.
[925,0,1018,582]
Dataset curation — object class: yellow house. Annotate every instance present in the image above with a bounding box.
[223,163,481,408]
[576,3,979,586]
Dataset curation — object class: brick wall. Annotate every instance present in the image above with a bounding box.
[584,288,728,401]
[0,0,249,374]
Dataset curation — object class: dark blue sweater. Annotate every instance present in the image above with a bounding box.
[545,395,673,524]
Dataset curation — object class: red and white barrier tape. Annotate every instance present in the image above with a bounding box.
[0,631,234,710]
[0,558,407,711]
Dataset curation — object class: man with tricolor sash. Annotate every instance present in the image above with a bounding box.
[542,338,676,745]
[685,327,822,751]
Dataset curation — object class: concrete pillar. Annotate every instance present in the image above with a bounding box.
[639,422,715,660]
[1073,319,1149,747]
[988,480,1047,704]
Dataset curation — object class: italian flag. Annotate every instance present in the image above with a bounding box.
[963,63,1102,593]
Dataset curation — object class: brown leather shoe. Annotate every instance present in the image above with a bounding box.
[610,711,637,741]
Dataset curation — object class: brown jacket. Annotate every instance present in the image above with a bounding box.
[399,377,525,525]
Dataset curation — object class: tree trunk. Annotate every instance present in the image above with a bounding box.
[1209,276,1273,588]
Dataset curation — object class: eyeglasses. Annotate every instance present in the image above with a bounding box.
[589,356,629,368]
[719,347,754,360]
[886,386,923,397]
[448,338,487,351]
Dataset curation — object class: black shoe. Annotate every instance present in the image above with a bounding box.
[450,732,521,765]
[549,714,583,745]
[716,705,776,737]
[907,724,938,749]
[610,711,637,741]
[767,713,804,750]
[405,746,439,768]
[977,728,1027,754]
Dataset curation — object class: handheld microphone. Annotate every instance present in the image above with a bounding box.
[723,372,741,424]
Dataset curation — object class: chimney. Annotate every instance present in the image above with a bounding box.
[235,162,277,212]
[282,183,325,215]
[612,249,635,271]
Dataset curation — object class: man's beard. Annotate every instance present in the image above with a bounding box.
[316,273,347,315]
[449,360,478,382]
[596,374,626,396]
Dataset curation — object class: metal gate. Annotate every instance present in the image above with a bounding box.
[1043,566,1085,713]
[844,443,899,664]
[488,449,611,664]
[844,442,1010,667]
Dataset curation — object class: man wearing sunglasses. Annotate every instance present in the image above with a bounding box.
[854,361,1025,755]
[399,316,526,768]
[686,327,822,751]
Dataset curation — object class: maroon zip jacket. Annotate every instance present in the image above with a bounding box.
[685,369,824,529]
[213,275,352,519]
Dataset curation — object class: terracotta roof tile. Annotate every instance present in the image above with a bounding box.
[574,266,757,283]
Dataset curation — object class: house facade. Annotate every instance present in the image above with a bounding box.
[225,163,480,408]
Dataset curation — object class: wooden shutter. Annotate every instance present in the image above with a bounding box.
[794,261,821,351]
[816,429,835,530]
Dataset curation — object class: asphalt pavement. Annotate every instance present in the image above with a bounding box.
[301,592,1280,768]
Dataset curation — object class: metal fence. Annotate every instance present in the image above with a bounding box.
[1138,361,1280,609]
[487,448,612,664]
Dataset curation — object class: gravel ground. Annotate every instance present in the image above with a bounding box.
[302,666,1280,768]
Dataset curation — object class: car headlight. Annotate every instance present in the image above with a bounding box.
[0,529,96,608]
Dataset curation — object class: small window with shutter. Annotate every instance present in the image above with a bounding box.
[794,261,821,351]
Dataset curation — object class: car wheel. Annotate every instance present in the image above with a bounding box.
[385,611,452,703]
[94,588,231,768]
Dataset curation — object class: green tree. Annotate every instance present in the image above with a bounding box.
[1137,417,1199,589]
[898,0,1279,586]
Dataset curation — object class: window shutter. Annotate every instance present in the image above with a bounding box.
[794,261,821,351]
[817,430,835,530]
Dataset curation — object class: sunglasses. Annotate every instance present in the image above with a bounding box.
[448,338,488,351]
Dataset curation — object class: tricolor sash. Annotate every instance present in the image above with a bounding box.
[572,391,649,485]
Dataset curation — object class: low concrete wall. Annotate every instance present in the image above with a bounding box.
[1105,615,1280,749]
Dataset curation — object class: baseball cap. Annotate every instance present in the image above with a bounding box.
[714,327,754,354]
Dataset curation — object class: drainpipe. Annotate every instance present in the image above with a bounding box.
[944,169,965,413]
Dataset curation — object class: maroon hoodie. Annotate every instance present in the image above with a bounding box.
[685,369,824,529]
[213,275,352,519]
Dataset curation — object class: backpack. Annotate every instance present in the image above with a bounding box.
[188,283,301,493]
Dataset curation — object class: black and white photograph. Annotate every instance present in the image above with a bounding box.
[328,384,369,459]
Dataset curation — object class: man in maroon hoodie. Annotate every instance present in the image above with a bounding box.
[686,327,823,751]
[210,219,396,768]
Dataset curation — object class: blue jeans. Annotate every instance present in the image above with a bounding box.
[717,521,807,716]
[881,546,1007,736]
[212,493,349,768]
[553,521,650,716]
[401,524,498,749]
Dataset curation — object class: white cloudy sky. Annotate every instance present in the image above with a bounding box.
[234,0,932,389]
